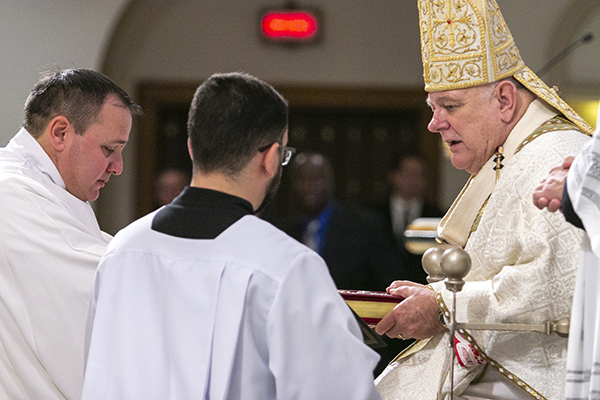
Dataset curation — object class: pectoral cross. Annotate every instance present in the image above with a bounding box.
[493,146,504,183]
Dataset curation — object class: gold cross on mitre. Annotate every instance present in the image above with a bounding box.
[432,0,472,49]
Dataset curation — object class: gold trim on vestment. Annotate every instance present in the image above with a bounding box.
[469,196,490,236]
[515,116,592,155]
[513,68,593,136]
[389,338,432,364]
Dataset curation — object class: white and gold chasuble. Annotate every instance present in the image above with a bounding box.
[397,0,593,396]
[376,101,589,400]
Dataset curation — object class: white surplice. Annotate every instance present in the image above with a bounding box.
[81,211,381,400]
[0,129,110,400]
[564,113,600,400]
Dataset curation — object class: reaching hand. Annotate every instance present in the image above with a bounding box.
[375,281,447,340]
[532,156,574,213]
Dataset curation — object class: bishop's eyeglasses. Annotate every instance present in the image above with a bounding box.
[258,143,296,166]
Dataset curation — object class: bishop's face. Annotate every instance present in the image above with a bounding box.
[426,85,506,175]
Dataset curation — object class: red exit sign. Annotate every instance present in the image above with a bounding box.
[261,10,320,43]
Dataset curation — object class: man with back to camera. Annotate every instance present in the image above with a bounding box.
[81,72,382,400]
[374,1,592,399]
[0,69,139,399]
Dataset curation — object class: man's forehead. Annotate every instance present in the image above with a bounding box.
[92,124,129,145]
[107,138,128,145]
[427,87,479,104]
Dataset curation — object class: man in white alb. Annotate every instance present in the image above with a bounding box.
[0,69,139,399]
[81,72,381,400]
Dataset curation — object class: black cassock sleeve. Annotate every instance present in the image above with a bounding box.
[561,177,585,230]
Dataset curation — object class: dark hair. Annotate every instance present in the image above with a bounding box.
[187,72,288,176]
[23,68,140,137]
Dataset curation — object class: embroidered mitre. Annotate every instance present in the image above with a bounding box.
[417,0,592,135]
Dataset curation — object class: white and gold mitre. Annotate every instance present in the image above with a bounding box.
[418,0,593,135]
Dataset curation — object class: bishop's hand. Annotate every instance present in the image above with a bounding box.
[375,281,447,340]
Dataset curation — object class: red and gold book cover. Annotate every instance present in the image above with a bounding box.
[338,290,404,348]
[338,290,404,326]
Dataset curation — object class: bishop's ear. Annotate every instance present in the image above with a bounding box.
[495,80,518,123]
[46,116,72,151]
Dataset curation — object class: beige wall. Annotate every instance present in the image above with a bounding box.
[1,0,599,233]
[0,0,129,145]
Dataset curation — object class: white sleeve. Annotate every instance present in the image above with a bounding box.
[266,250,381,400]
[568,130,600,255]
[0,176,107,399]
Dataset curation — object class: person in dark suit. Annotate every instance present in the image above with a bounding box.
[377,154,445,284]
[281,152,399,291]
[277,151,406,375]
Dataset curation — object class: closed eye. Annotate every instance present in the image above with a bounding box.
[102,146,115,156]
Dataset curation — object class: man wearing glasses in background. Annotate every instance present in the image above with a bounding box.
[81,72,382,400]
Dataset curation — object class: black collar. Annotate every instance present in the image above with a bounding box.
[151,186,254,239]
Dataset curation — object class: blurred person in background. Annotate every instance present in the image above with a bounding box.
[154,168,190,208]
[281,151,399,292]
[377,153,444,284]
[278,151,408,376]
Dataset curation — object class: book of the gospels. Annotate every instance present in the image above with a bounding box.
[338,290,403,349]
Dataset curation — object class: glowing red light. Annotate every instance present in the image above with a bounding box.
[261,11,319,41]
